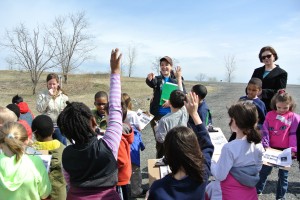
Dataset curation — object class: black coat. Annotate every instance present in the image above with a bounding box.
[251,65,287,111]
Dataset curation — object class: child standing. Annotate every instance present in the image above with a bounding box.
[188,84,212,131]
[92,91,108,130]
[32,115,67,200]
[122,93,146,198]
[58,48,123,200]
[240,78,267,127]
[207,102,264,200]
[0,122,51,199]
[256,90,300,199]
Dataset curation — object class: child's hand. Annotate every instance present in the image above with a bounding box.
[185,92,202,125]
[110,48,122,74]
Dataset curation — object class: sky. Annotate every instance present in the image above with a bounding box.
[0,0,300,84]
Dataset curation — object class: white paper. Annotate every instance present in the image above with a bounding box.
[136,109,154,130]
[263,148,292,167]
[39,155,52,172]
[160,165,171,179]
[208,128,228,162]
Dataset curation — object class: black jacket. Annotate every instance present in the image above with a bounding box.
[251,65,287,111]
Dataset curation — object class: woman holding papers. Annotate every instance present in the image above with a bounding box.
[146,56,185,158]
[207,102,264,200]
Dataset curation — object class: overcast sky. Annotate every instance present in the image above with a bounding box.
[0,0,299,84]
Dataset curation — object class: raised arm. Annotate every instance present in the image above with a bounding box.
[102,48,123,159]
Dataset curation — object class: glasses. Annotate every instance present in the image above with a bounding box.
[94,102,107,106]
[261,54,272,60]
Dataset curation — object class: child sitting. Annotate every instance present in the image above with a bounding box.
[0,106,17,127]
[188,84,212,131]
[12,94,35,127]
[32,115,67,200]
[0,122,51,199]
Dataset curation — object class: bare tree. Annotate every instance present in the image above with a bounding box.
[151,57,160,75]
[224,55,236,83]
[195,73,207,82]
[1,24,57,94]
[126,45,137,77]
[49,11,94,83]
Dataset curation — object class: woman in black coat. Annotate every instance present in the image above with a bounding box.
[251,46,287,111]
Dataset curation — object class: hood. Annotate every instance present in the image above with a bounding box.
[17,102,29,114]
[0,154,33,191]
[122,123,134,144]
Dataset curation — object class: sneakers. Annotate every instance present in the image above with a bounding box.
[131,189,147,198]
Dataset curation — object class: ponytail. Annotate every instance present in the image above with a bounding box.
[0,122,28,162]
[245,128,261,144]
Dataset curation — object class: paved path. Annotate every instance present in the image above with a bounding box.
[136,82,300,200]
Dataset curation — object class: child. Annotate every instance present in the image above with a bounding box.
[0,106,18,126]
[32,115,67,200]
[155,89,188,145]
[6,103,32,139]
[12,94,35,126]
[188,84,212,131]
[0,122,51,199]
[105,101,134,200]
[122,93,142,131]
[57,48,122,199]
[256,90,300,199]
[148,92,214,200]
[239,78,267,127]
[122,93,146,198]
[206,102,264,200]
[92,91,108,130]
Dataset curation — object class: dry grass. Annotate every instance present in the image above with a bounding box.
[0,70,213,115]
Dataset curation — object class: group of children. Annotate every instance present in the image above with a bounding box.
[0,49,300,200]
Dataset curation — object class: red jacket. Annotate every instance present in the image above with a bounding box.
[117,124,134,186]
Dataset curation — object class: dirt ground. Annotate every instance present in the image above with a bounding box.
[136,82,300,200]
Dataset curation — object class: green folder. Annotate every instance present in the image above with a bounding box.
[160,82,178,105]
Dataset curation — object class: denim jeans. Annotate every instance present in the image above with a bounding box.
[53,127,67,146]
[256,164,289,199]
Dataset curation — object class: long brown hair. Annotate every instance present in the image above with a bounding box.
[46,73,66,95]
[164,126,204,183]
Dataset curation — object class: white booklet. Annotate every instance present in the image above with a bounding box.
[136,109,154,130]
[263,148,292,167]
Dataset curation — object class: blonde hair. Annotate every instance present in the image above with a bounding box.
[0,122,28,162]
[122,93,133,110]
[0,107,18,125]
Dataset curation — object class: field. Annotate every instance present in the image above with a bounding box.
[0,70,299,199]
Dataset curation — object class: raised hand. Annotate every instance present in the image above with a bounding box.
[174,66,182,79]
[147,73,155,81]
[184,92,202,125]
[110,48,122,74]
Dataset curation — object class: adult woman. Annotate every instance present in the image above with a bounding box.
[146,56,185,158]
[147,92,214,200]
[36,73,68,145]
[251,46,288,111]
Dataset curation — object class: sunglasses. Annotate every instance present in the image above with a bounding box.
[261,54,272,60]
[94,102,107,106]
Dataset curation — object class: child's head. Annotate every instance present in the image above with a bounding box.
[6,104,20,119]
[164,126,204,183]
[12,94,23,104]
[160,56,173,77]
[94,91,108,115]
[31,115,54,141]
[246,78,262,99]
[270,89,296,114]
[0,122,28,162]
[122,93,133,110]
[0,107,18,126]
[228,102,261,144]
[191,84,207,101]
[57,101,96,145]
[169,90,186,109]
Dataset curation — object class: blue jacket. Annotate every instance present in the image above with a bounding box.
[130,128,145,166]
[188,100,212,131]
